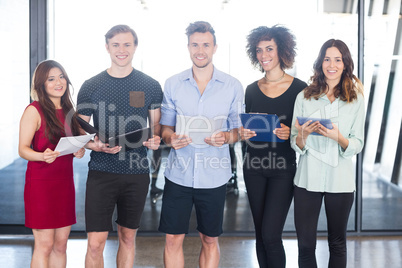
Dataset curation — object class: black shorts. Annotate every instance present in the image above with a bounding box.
[158,178,226,237]
[85,170,150,232]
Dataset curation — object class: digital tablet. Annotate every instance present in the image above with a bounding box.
[108,127,152,148]
[77,116,107,142]
[296,117,333,135]
[77,116,151,148]
[77,116,98,134]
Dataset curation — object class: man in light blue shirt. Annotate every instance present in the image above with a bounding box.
[158,21,244,268]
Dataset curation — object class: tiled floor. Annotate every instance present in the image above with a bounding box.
[1,235,401,267]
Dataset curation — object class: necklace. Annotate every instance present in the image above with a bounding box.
[264,71,285,83]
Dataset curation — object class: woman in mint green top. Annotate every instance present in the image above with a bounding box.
[290,39,364,268]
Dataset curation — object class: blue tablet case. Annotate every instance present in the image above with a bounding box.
[240,113,284,142]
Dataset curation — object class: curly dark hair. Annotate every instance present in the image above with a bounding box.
[304,39,363,103]
[246,25,296,72]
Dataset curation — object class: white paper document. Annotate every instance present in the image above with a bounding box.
[176,115,225,145]
[55,134,95,156]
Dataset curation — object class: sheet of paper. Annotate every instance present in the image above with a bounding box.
[55,134,95,156]
[176,115,225,145]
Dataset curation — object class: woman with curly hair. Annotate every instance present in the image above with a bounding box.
[240,25,307,267]
[19,60,85,267]
[291,39,365,267]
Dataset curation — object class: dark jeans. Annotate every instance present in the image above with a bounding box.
[294,186,354,268]
[244,168,295,268]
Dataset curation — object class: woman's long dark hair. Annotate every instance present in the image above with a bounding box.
[304,39,363,102]
[30,60,81,144]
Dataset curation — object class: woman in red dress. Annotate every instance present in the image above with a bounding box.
[18,60,85,267]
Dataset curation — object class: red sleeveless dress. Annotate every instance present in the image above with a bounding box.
[24,101,76,229]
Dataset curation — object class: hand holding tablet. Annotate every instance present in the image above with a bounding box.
[77,116,152,149]
[296,117,333,136]
[240,113,284,142]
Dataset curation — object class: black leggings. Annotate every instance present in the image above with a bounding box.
[244,168,295,268]
[294,186,354,268]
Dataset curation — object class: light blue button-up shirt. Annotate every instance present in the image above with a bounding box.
[160,67,244,189]
[290,91,365,193]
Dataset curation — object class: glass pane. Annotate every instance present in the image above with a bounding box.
[49,0,360,233]
[0,0,30,225]
[362,0,402,230]
[1,0,367,234]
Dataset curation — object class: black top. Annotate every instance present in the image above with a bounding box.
[77,69,163,174]
[244,78,307,172]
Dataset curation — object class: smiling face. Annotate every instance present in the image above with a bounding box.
[188,32,217,69]
[322,46,344,84]
[256,39,281,72]
[106,32,137,69]
[44,67,67,102]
